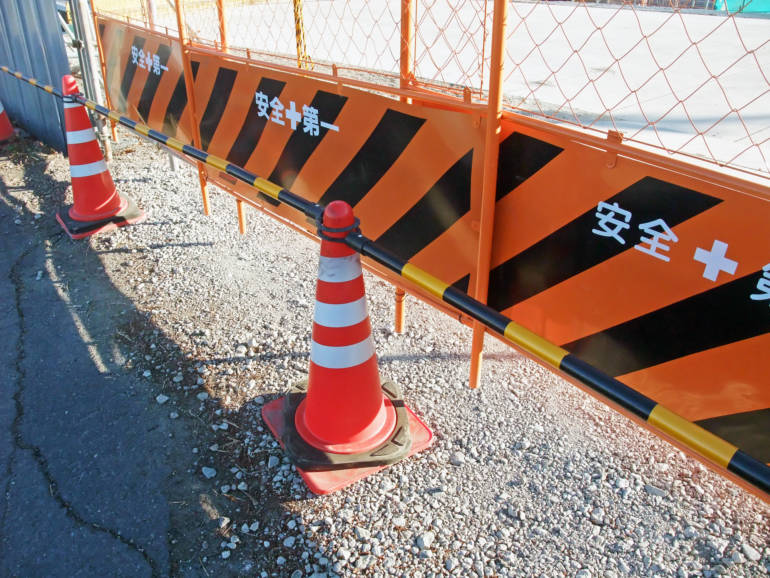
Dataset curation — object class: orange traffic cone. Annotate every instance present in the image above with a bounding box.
[262,201,433,494]
[56,75,145,239]
[0,98,14,142]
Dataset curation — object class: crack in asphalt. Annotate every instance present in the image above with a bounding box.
[4,243,160,577]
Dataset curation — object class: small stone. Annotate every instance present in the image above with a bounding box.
[197,392,209,401]
[393,516,407,528]
[290,571,302,578]
[576,570,591,578]
[416,532,435,550]
[449,452,465,466]
[283,536,296,547]
[354,527,371,540]
[221,485,231,493]
[731,551,746,564]
[268,456,280,468]
[202,467,217,479]
[237,481,248,491]
[156,394,169,404]
[644,484,666,497]
[446,558,459,571]
[615,478,629,489]
[143,370,151,378]
[276,556,286,566]
[209,444,219,451]
[241,523,250,533]
[221,550,230,559]
[169,411,179,419]
[173,373,184,383]
[741,543,761,562]
[217,517,230,528]
[250,522,259,532]
[338,548,352,560]
[683,526,697,539]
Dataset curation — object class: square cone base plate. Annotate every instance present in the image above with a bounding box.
[262,397,433,495]
[56,194,146,240]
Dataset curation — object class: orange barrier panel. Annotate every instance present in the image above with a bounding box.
[492,112,770,463]
[97,17,193,143]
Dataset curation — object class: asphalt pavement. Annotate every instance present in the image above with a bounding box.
[0,174,171,576]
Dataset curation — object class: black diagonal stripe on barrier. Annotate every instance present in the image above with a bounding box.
[376,150,473,261]
[269,90,348,190]
[226,77,286,168]
[697,409,770,463]
[120,35,145,105]
[200,66,238,151]
[496,132,563,201]
[136,42,171,122]
[452,274,471,294]
[162,60,199,138]
[487,177,722,312]
[98,22,105,39]
[564,269,770,377]
[317,109,426,208]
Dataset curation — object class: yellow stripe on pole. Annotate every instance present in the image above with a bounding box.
[134,124,150,136]
[207,155,228,172]
[648,405,738,468]
[503,321,567,368]
[165,137,185,153]
[253,177,282,200]
[401,264,449,300]
[108,111,121,122]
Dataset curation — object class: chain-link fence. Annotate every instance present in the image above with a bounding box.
[92,0,770,179]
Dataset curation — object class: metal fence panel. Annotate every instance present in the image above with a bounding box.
[0,0,70,152]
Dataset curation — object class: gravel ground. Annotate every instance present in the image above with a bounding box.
[2,131,768,577]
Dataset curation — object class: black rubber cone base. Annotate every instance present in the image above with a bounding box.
[262,381,433,494]
[56,194,146,240]
[284,380,411,471]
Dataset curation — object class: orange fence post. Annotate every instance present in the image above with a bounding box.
[174,0,211,216]
[145,0,156,30]
[400,0,415,96]
[469,0,508,389]
[88,0,118,143]
[394,287,406,333]
[236,199,245,235]
[216,0,228,52]
[292,0,309,69]
[394,0,415,328]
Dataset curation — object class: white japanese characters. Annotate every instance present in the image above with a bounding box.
[255,90,339,136]
[590,201,756,292]
[131,45,168,76]
[592,201,631,244]
[749,264,770,304]
[634,218,678,262]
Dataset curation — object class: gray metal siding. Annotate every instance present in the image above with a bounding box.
[0,0,70,152]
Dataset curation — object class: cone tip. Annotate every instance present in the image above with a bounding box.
[61,75,79,96]
[323,200,354,229]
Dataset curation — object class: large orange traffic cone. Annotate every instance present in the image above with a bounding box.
[56,75,145,239]
[0,98,14,141]
[262,201,433,494]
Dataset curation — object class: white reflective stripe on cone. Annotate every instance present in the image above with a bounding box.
[66,128,97,145]
[314,296,368,328]
[318,254,362,283]
[0,101,4,113]
[63,101,82,109]
[70,159,108,178]
[310,337,375,369]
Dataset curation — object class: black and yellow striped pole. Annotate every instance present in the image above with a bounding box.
[3,64,768,499]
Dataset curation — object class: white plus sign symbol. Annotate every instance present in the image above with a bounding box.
[693,240,738,282]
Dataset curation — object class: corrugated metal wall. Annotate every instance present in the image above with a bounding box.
[0,1,71,152]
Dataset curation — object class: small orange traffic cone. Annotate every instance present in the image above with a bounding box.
[262,201,433,494]
[56,75,145,239]
[0,98,14,142]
